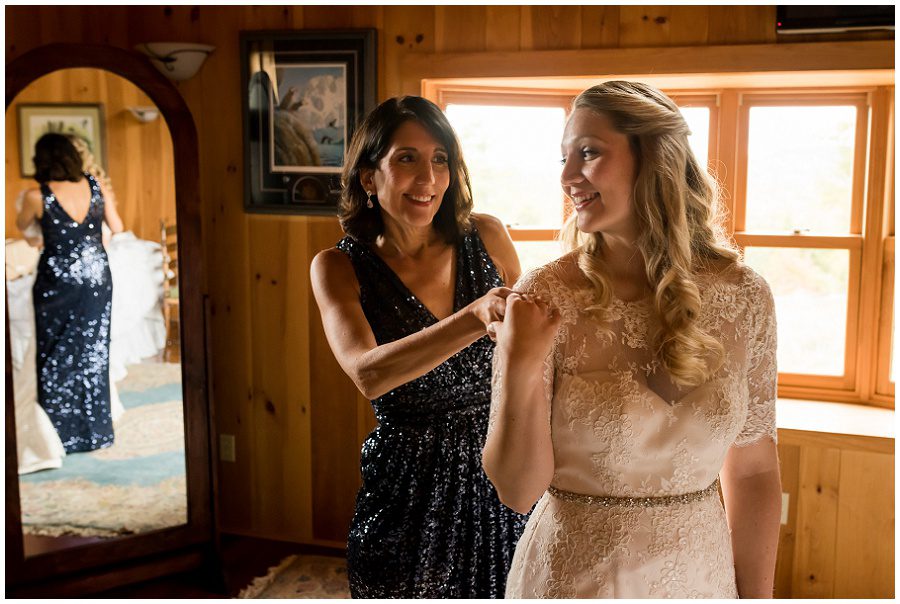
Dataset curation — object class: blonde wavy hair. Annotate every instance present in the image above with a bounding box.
[67,135,114,195]
[562,80,739,387]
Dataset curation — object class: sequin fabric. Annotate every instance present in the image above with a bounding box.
[32,174,114,453]
[336,228,528,598]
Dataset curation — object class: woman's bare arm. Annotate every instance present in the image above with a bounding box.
[310,247,512,400]
[15,189,42,233]
[720,438,782,598]
[100,182,124,233]
[471,213,522,287]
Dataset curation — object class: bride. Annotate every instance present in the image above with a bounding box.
[483,81,782,598]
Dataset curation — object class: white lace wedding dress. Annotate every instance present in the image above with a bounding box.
[494,256,777,598]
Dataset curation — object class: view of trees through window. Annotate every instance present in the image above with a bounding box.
[741,105,858,377]
[745,106,856,233]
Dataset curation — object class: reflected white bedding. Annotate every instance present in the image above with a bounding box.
[8,232,167,474]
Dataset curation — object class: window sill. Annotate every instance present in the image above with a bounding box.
[776,397,894,454]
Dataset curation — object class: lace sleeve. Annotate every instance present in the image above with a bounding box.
[734,273,778,447]
[487,268,556,438]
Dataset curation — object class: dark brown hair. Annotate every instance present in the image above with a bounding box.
[32,132,84,183]
[339,96,473,243]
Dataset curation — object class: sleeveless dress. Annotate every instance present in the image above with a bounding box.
[32,174,114,453]
[495,259,778,598]
[336,229,528,598]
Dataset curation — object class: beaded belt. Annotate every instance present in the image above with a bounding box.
[547,478,720,508]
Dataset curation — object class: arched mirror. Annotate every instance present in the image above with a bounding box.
[6,44,215,597]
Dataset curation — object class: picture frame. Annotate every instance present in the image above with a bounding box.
[240,30,377,215]
[17,103,106,178]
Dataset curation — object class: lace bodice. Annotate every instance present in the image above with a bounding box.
[492,256,777,499]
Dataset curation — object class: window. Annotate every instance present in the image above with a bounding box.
[434,80,894,407]
[442,89,570,273]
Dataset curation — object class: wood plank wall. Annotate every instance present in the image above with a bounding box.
[5,68,175,243]
[775,432,894,598]
[5,6,893,596]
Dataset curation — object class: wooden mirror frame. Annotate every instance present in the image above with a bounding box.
[5,43,215,596]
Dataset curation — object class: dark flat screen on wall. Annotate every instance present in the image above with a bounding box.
[776,5,894,34]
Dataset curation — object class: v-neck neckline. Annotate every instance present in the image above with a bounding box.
[45,176,93,226]
[367,239,462,324]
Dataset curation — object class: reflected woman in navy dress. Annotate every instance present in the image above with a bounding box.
[15,133,124,452]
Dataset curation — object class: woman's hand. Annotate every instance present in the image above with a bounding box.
[468,287,514,329]
[493,293,561,363]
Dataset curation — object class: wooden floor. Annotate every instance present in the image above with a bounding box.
[94,534,344,598]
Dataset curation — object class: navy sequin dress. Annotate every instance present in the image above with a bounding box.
[33,174,114,453]
[336,229,527,598]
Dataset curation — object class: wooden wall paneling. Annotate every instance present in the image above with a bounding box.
[528,6,582,51]
[435,6,487,54]
[157,119,176,232]
[707,6,777,46]
[36,6,86,46]
[618,6,674,49]
[6,8,41,60]
[833,451,895,598]
[192,6,254,533]
[127,5,194,46]
[400,42,894,85]
[238,4,297,30]
[246,216,312,541]
[308,217,362,545]
[618,6,710,48]
[485,6,521,52]
[300,6,383,32]
[580,6,620,49]
[792,446,841,598]
[518,6,534,51]
[301,6,358,29]
[773,442,801,598]
[80,7,130,48]
[383,5,435,98]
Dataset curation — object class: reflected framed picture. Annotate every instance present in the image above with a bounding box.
[240,30,376,215]
[17,103,106,178]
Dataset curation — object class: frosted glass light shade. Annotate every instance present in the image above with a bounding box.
[135,42,215,81]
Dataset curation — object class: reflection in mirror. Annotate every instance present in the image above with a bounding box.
[5,67,186,555]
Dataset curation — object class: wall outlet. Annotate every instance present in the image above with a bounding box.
[781,492,789,525]
[219,434,236,462]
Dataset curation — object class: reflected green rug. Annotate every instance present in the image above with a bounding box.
[238,555,350,599]
[19,362,187,537]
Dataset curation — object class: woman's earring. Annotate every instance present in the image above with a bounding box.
[366,191,374,209]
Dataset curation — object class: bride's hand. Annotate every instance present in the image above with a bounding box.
[495,292,561,362]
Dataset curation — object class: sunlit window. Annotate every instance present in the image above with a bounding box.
[745,106,856,234]
[446,103,568,273]
[743,247,849,376]
[680,106,710,169]
[445,104,566,228]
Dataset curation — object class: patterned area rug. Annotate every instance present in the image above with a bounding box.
[19,362,187,537]
[238,555,350,599]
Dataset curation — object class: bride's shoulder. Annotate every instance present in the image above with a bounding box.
[514,250,584,296]
[698,258,773,307]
